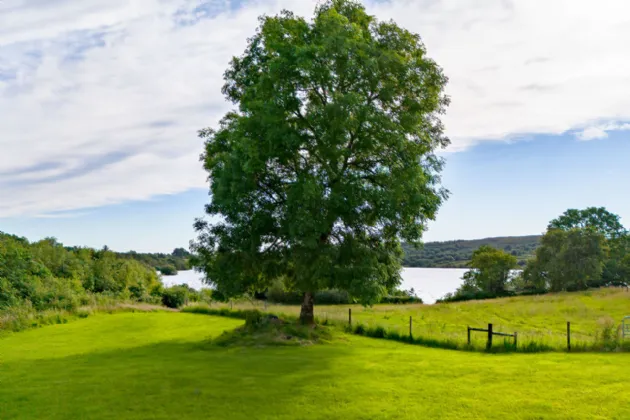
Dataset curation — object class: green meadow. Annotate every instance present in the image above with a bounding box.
[209,288,630,350]
[2,311,630,419]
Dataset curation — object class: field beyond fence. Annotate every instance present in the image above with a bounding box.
[189,287,630,352]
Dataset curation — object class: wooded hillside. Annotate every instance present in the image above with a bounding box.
[115,248,191,275]
[402,235,541,268]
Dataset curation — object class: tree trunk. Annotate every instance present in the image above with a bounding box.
[300,291,315,324]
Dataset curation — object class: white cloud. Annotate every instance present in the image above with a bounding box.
[368,0,630,150]
[576,122,630,140]
[577,126,608,141]
[1,0,630,217]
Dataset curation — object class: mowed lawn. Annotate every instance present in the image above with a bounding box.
[2,312,630,419]
[223,288,630,349]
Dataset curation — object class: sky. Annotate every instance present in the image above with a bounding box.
[1,0,629,253]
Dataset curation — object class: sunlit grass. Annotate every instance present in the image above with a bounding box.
[2,312,630,419]
[206,288,630,350]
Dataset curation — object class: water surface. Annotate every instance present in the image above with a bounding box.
[164,267,467,304]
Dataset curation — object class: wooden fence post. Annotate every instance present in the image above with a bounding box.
[487,323,493,350]
[467,326,471,345]
[567,321,571,352]
[349,308,352,326]
[514,332,517,348]
[409,316,413,339]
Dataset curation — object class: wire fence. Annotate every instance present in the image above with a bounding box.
[199,299,630,352]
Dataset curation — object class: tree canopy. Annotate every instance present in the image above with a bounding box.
[461,246,517,294]
[548,207,627,239]
[446,245,517,301]
[523,228,608,292]
[114,249,192,275]
[523,207,628,292]
[0,232,162,312]
[192,0,449,322]
[442,207,629,303]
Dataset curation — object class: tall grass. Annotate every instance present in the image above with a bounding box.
[188,288,630,353]
[0,297,166,335]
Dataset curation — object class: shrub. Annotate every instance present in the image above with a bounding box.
[314,289,350,304]
[245,310,264,327]
[379,295,423,304]
[353,324,366,335]
[267,289,351,305]
[595,317,620,351]
[161,286,189,308]
[199,289,213,303]
[266,282,422,305]
[149,283,164,297]
[158,265,178,276]
[367,326,387,338]
[129,284,147,300]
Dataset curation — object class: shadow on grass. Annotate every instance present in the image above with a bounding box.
[1,334,353,420]
[6,313,630,420]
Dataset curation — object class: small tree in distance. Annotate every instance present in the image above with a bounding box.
[523,228,607,292]
[192,0,450,323]
[544,207,628,287]
[459,246,517,296]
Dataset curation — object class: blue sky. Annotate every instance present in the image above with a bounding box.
[1,0,630,252]
[3,130,629,253]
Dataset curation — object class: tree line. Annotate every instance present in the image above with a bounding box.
[0,232,207,331]
[401,236,539,268]
[441,207,630,302]
[0,233,163,311]
[115,248,192,275]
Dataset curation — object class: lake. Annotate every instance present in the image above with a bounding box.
[162,267,468,304]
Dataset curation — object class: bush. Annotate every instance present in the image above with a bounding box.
[161,286,189,308]
[245,310,264,326]
[158,265,178,276]
[314,289,350,304]
[149,283,164,297]
[266,288,351,305]
[129,284,147,300]
[594,317,620,351]
[366,325,387,338]
[199,289,213,303]
[266,288,423,305]
[379,295,423,304]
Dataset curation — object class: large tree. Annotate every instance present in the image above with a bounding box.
[192,0,449,323]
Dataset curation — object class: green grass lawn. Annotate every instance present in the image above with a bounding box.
[215,288,630,350]
[2,312,630,419]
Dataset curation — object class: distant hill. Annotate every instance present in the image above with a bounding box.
[402,235,541,268]
[115,248,192,275]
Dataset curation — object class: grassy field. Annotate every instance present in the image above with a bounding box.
[2,312,630,419]
[209,288,630,350]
